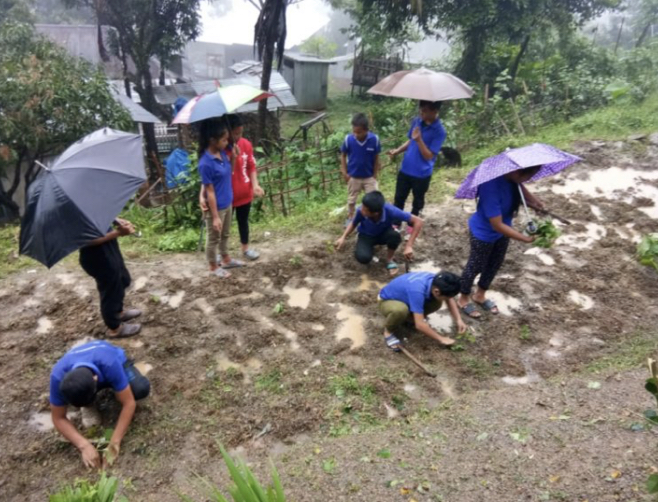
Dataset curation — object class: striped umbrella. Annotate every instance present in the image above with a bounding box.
[171,84,273,125]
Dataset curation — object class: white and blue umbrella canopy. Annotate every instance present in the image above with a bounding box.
[20,128,147,268]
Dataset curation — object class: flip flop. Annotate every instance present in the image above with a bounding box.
[222,258,245,269]
[386,262,399,276]
[385,334,402,352]
[119,309,142,322]
[212,268,231,278]
[475,299,499,315]
[460,303,481,319]
[107,323,141,339]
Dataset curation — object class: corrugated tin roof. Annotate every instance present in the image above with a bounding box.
[284,52,337,64]
[109,88,162,124]
[151,71,297,111]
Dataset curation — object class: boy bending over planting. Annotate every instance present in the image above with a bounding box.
[378,271,467,350]
[335,191,423,276]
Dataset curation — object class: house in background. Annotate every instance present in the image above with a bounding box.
[282,53,335,110]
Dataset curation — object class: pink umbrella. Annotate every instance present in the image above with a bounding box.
[367,67,474,101]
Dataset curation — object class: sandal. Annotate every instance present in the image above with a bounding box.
[211,268,231,278]
[460,303,481,319]
[243,249,260,261]
[222,258,245,269]
[119,309,142,322]
[385,335,402,352]
[475,299,499,315]
[386,262,399,276]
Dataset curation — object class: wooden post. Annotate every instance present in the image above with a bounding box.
[494,110,512,136]
[509,98,526,135]
[483,83,489,106]
[614,17,625,55]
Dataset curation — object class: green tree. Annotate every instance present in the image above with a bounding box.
[300,35,338,58]
[0,22,131,219]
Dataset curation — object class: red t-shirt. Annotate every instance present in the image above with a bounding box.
[231,137,257,208]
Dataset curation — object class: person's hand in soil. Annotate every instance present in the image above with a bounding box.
[102,441,120,469]
[80,442,101,470]
[456,318,468,335]
[403,244,414,261]
[335,237,346,251]
[212,217,222,233]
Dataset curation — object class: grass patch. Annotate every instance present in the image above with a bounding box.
[0,225,32,279]
[585,330,658,374]
[328,373,376,403]
[255,369,283,394]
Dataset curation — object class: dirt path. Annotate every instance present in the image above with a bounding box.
[0,139,657,501]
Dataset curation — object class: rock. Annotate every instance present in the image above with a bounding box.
[649,132,658,146]
[628,133,647,142]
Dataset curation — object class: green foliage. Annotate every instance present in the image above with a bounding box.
[637,233,658,270]
[180,444,286,502]
[647,473,658,494]
[157,228,199,252]
[49,472,127,502]
[532,220,561,248]
[300,35,338,58]
[272,302,285,315]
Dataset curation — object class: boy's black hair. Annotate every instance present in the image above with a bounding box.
[361,191,385,213]
[227,114,243,130]
[419,100,442,112]
[351,113,369,130]
[60,367,97,407]
[432,272,461,297]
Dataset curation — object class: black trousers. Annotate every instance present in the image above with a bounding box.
[79,240,131,330]
[98,360,150,400]
[393,171,432,225]
[355,227,402,264]
[460,233,510,295]
[234,202,251,246]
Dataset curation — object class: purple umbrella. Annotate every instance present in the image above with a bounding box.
[455,143,582,199]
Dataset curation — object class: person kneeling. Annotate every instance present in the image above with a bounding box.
[49,340,150,469]
[378,271,467,350]
[335,191,423,276]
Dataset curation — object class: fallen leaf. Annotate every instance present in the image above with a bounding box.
[587,381,601,389]
[549,475,560,483]
[400,487,411,495]
[322,458,336,474]
[610,470,622,479]
[359,456,371,463]
[476,432,489,441]
[377,448,391,459]
[387,479,404,488]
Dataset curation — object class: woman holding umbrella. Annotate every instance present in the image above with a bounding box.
[454,144,581,317]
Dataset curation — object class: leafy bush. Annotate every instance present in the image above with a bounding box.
[49,472,127,502]
[157,227,199,252]
[180,444,286,502]
[637,233,658,271]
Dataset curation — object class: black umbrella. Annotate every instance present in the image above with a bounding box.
[20,128,147,268]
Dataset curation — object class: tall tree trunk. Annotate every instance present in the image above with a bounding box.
[510,34,531,82]
[636,21,652,48]
[257,43,274,148]
[159,61,166,86]
[455,28,487,84]
[136,66,161,182]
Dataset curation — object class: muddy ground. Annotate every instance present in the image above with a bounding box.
[1,139,658,501]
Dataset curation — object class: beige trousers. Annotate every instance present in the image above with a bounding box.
[205,208,232,263]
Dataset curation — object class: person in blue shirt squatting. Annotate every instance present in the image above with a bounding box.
[340,113,381,226]
[49,340,150,469]
[387,100,446,233]
[198,121,244,279]
[378,271,467,350]
[457,165,545,318]
[335,191,424,276]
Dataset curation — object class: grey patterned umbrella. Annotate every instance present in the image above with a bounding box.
[19,128,146,268]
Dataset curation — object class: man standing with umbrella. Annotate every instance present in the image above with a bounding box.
[79,219,142,337]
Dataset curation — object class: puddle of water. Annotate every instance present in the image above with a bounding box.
[548,167,658,219]
[257,315,300,350]
[615,223,642,243]
[305,277,339,293]
[568,290,594,310]
[502,349,541,386]
[216,354,262,383]
[555,222,607,250]
[29,411,54,432]
[283,285,312,309]
[413,260,442,274]
[357,274,386,292]
[133,361,153,375]
[524,247,555,266]
[169,291,185,309]
[485,291,522,316]
[334,304,366,349]
[427,312,453,333]
[36,317,53,334]
[133,276,148,291]
[590,204,603,220]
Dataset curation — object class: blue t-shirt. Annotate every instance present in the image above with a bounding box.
[340,132,381,178]
[469,176,519,243]
[379,272,435,314]
[353,203,411,237]
[400,117,447,179]
[49,341,128,406]
[198,150,233,210]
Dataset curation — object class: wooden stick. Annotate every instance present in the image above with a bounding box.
[136,178,161,205]
[399,347,436,377]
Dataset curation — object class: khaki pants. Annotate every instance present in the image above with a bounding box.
[347,176,378,205]
[378,298,442,333]
[205,208,232,264]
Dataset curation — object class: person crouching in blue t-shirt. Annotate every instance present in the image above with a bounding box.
[387,100,446,233]
[335,191,424,276]
[49,340,150,469]
[458,165,545,318]
[378,271,467,350]
[340,113,381,225]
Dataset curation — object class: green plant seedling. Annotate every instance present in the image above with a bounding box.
[272,302,285,315]
[532,219,561,248]
[289,254,303,267]
[637,234,658,271]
